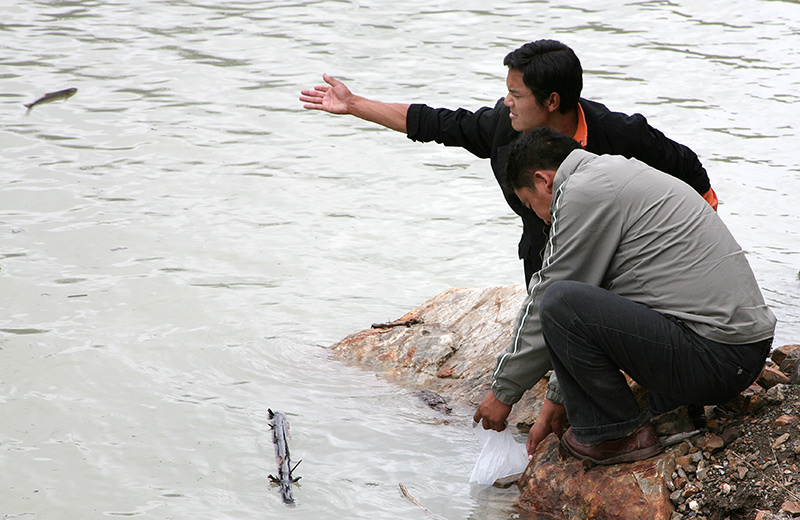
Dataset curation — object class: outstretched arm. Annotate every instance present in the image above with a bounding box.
[299,73,410,133]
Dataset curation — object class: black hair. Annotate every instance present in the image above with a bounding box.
[505,128,582,190]
[503,40,583,114]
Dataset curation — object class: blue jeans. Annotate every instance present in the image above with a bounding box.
[540,281,772,444]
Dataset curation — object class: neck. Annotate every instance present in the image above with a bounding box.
[548,108,579,139]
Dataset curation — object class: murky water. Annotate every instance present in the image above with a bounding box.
[2,1,799,518]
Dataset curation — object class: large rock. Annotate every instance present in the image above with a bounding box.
[518,434,682,520]
[330,285,548,426]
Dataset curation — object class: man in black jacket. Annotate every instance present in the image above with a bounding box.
[300,39,718,285]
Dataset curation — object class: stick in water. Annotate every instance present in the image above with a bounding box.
[268,409,301,507]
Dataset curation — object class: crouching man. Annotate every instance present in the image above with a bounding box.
[474,128,775,465]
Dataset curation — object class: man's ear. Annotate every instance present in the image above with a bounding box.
[534,170,555,194]
[545,92,561,113]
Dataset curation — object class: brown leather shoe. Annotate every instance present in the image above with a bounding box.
[561,422,663,465]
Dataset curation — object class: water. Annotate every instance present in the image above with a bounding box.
[2,1,799,518]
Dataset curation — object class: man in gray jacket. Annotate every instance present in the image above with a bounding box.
[473,128,775,464]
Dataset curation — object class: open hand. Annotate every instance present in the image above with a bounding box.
[299,73,352,114]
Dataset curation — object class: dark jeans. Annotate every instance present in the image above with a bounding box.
[540,281,772,443]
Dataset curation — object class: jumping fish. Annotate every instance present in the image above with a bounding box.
[24,87,78,112]
[268,409,301,507]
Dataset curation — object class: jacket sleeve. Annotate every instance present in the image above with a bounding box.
[406,99,506,159]
[603,112,711,195]
[491,167,624,406]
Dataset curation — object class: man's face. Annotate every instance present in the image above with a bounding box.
[515,184,553,225]
[504,69,549,133]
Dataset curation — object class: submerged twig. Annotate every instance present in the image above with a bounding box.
[398,483,448,520]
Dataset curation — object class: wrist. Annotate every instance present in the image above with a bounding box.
[346,94,368,117]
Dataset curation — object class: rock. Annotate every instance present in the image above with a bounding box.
[493,472,523,489]
[652,405,703,435]
[330,285,548,425]
[758,364,791,389]
[718,427,740,446]
[781,500,800,516]
[517,434,677,520]
[771,344,800,366]
[772,345,800,383]
[413,390,452,414]
[780,352,800,382]
[722,384,765,413]
[766,384,788,404]
[774,414,798,428]
[772,433,791,449]
[701,433,725,453]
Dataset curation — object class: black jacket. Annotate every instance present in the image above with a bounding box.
[406,98,711,279]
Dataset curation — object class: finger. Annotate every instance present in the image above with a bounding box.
[527,439,536,457]
[322,73,343,88]
[527,433,540,456]
[472,410,481,423]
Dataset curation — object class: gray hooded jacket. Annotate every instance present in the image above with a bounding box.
[491,150,776,406]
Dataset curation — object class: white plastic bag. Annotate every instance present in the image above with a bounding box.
[469,421,529,485]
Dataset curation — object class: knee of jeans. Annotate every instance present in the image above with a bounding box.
[540,281,579,327]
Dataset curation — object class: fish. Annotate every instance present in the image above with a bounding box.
[268,409,301,507]
[24,87,78,112]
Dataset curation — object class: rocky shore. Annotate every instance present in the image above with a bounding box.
[329,285,800,520]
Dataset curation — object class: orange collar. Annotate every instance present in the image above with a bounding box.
[573,102,588,148]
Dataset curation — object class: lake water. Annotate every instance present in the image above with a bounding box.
[2,1,799,518]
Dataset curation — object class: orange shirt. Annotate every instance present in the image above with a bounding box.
[572,103,718,211]
[573,103,588,148]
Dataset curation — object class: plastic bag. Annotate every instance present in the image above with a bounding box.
[469,421,529,485]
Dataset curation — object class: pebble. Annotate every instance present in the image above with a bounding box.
[682,483,701,498]
[781,500,800,515]
[772,433,791,449]
[766,384,787,404]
